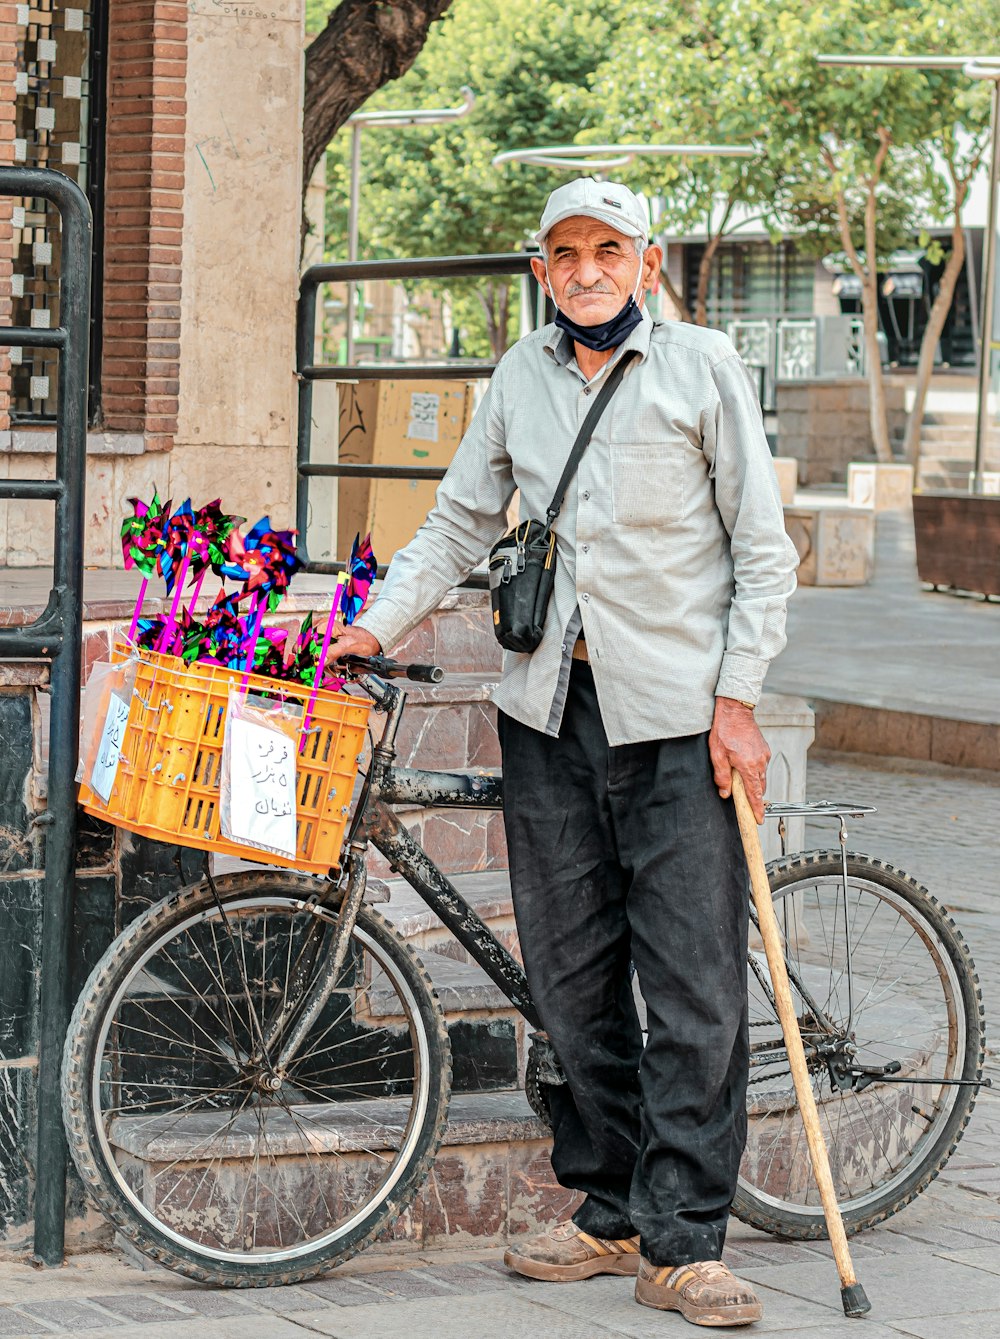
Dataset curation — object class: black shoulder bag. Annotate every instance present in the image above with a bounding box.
[488,349,638,653]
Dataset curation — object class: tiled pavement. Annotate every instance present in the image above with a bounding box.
[0,749,996,1337]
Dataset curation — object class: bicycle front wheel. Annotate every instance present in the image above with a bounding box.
[62,871,451,1285]
[734,852,985,1239]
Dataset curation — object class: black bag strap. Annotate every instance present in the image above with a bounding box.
[544,348,639,528]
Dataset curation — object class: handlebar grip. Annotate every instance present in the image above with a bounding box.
[342,653,445,683]
[406,663,445,684]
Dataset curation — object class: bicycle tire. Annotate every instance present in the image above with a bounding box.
[733,851,984,1239]
[62,870,451,1286]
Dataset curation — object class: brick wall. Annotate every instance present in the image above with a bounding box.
[0,2,17,432]
[101,0,187,450]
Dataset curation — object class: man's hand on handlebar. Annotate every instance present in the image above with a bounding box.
[327,627,445,685]
[328,626,382,662]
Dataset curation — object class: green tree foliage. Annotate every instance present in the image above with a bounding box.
[324,0,626,356]
[578,1,789,325]
[304,0,335,38]
[319,0,997,446]
[576,0,995,459]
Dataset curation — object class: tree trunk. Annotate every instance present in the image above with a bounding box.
[693,196,735,327]
[496,282,510,359]
[695,237,719,327]
[860,273,892,461]
[827,140,893,463]
[902,202,968,467]
[303,0,455,194]
[659,264,692,322]
[861,143,893,463]
[476,281,511,360]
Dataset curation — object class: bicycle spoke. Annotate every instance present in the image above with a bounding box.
[739,857,978,1234]
[74,886,445,1270]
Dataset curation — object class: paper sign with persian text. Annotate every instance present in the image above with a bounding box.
[407,391,440,443]
[226,717,297,857]
[90,693,131,803]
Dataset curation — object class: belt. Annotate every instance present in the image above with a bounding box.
[571,637,589,664]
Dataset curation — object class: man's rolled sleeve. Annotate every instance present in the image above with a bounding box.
[704,352,799,705]
[354,368,515,654]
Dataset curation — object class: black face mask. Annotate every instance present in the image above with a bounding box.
[554,294,644,351]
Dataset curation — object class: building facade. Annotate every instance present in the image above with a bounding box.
[1,0,307,569]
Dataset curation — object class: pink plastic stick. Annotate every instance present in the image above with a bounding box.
[156,550,191,654]
[126,576,149,644]
[238,593,267,692]
[299,574,346,754]
[186,536,209,618]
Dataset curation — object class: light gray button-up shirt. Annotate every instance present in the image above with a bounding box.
[355,309,798,746]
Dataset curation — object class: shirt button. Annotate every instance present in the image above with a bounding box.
[582,490,591,501]
[583,387,592,395]
[561,643,567,653]
[582,544,590,553]
[581,592,590,602]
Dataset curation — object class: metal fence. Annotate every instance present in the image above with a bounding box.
[726,314,866,409]
[0,167,91,1264]
[295,253,535,579]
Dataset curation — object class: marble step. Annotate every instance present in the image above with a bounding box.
[380,869,514,957]
[113,1089,568,1258]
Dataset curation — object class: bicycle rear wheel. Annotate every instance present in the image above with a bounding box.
[734,852,984,1238]
[62,871,451,1285]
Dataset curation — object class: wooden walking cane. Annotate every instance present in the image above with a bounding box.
[731,771,871,1318]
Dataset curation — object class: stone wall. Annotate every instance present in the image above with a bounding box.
[0,1,305,568]
[776,376,908,485]
[101,0,188,450]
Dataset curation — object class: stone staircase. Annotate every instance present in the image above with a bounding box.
[917,412,1000,491]
[373,871,573,1252]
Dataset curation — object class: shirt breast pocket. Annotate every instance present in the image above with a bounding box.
[610,442,687,527]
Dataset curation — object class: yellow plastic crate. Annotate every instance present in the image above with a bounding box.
[79,645,371,874]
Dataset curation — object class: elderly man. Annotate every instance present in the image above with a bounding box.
[333,178,798,1328]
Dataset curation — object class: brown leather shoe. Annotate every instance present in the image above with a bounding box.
[635,1258,763,1327]
[504,1220,641,1281]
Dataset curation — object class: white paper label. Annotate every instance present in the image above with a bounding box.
[91,694,131,803]
[226,718,297,857]
[407,391,440,443]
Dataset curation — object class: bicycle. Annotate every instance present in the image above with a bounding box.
[62,654,987,1286]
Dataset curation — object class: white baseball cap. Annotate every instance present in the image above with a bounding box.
[534,177,649,247]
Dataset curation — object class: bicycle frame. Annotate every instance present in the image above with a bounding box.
[261,676,883,1083]
[362,681,539,1026]
[248,677,537,1078]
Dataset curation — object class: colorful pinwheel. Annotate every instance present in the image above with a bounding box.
[340,532,377,626]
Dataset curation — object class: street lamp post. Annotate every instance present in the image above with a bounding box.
[817,54,1000,493]
[342,88,475,363]
[493,142,754,175]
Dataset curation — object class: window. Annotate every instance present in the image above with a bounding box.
[10,0,105,423]
[685,240,814,326]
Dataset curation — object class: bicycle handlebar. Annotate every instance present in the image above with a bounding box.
[342,653,445,684]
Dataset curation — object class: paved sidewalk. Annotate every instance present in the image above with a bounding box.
[769,510,1000,726]
[0,751,996,1337]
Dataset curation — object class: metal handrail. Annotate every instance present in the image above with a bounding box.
[0,167,92,1265]
[296,252,536,576]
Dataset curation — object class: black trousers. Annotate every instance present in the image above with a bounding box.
[499,661,750,1265]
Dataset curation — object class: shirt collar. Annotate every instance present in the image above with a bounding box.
[542,305,654,372]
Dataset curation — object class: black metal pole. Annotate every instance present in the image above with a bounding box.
[295,277,318,564]
[29,171,91,1266]
[295,252,534,576]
